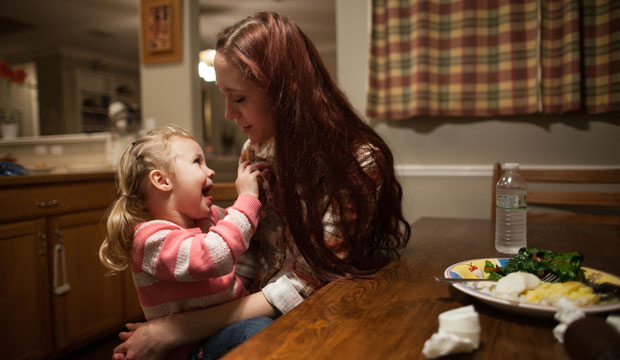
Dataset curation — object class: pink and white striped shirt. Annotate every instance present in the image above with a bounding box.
[130,194,261,320]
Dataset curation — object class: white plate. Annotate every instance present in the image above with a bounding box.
[444,258,620,317]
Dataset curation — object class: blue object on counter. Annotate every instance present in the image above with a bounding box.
[0,161,30,176]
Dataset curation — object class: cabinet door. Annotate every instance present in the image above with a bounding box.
[49,209,123,350]
[0,219,53,360]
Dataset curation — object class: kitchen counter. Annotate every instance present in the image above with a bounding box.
[0,169,115,187]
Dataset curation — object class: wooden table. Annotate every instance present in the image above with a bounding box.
[224,217,620,359]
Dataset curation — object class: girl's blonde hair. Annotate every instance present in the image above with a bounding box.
[99,125,195,272]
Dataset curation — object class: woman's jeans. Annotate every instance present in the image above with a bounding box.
[189,316,273,360]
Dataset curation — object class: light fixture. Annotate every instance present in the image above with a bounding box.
[199,49,216,82]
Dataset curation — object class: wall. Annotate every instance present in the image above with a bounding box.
[135,0,620,224]
[140,0,202,142]
[336,0,620,224]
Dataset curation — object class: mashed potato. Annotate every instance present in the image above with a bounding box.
[525,281,600,306]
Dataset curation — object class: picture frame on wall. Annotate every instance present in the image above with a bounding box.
[140,0,182,65]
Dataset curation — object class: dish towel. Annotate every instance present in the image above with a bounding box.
[422,305,480,358]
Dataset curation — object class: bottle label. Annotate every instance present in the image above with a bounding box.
[496,194,527,209]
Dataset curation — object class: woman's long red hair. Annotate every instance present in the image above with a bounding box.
[217,12,410,282]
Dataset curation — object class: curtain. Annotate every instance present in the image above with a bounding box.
[540,0,581,113]
[582,0,620,113]
[367,0,620,120]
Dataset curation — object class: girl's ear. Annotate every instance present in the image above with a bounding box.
[149,169,172,192]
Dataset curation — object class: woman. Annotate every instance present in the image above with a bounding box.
[113,12,410,360]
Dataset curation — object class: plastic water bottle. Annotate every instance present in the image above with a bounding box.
[495,163,527,254]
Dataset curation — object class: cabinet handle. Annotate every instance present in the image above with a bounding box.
[53,230,71,296]
[37,233,47,255]
[35,200,58,208]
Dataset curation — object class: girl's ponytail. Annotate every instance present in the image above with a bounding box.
[99,195,142,272]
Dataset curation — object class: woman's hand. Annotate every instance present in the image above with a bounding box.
[112,320,174,360]
[112,291,277,359]
[235,160,261,197]
[113,293,277,359]
[251,161,273,183]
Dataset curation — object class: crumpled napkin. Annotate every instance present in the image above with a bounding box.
[422,305,481,359]
[553,297,586,343]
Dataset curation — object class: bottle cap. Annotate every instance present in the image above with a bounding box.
[504,163,519,169]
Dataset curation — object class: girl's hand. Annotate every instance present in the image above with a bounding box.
[235,161,261,198]
[112,320,173,360]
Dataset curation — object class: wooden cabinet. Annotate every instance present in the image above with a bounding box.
[0,219,53,360]
[0,173,142,359]
[49,209,124,350]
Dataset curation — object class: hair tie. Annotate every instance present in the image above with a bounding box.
[121,194,130,199]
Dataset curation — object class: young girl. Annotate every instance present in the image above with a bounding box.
[99,125,266,358]
[113,12,410,360]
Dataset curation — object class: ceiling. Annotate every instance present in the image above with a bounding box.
[0,0,335,67]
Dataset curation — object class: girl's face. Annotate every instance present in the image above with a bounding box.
[168,137,215,226]
[214,53,275,144]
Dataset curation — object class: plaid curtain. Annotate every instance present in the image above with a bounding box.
[540,0,581,113]
[582,0,620,113]
[367,0,539,119]
[368,0,620,120]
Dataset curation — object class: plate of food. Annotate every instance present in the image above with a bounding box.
[443,248,620,317]
[26,162,55,174]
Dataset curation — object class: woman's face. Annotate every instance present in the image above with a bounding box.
[214,53,275,144]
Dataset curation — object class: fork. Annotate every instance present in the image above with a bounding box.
[433,276,498,283]
[541,273,560,282]
[434,273,561,284]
